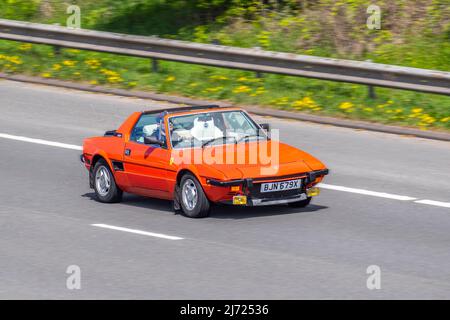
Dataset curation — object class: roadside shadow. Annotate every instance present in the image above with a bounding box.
[209,203,328,219]
[95,1,228,37]
[82,192,327,219]
[82,192,174,213]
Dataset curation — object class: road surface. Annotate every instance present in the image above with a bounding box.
[0,80,449,299]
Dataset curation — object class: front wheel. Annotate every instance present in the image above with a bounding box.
[287,197,311,208]
[179,173,210,218]
[93,159,123,203]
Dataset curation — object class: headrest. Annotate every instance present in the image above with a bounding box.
[143,124,158,136]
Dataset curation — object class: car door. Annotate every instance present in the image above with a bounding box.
[123,113,171,199]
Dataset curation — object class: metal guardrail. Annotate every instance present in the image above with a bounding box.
[0,19,449,95]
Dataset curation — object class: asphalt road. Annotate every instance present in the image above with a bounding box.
[0,80,449,299]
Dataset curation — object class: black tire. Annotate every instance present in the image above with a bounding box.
[92,159,123,203]
[179,173,210,218]
[287,197,312,208]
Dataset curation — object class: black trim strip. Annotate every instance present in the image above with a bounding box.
[252,173,307,183]
[143,105,221,115]
[207,179,247,187]
[111,161,124,171]
[104,130,122,138]
[207,168,329,187]
[306,168,329,183]
[121,160,177,173]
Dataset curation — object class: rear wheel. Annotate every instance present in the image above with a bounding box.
[179,173,210,218]
[287,197,311,208]
[93,159,122,203]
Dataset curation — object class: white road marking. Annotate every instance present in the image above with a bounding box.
[317,183,417,201]
[0,132,447,208]
[414,200,450,208]
[91,223,184,240]
[0,133,82,150]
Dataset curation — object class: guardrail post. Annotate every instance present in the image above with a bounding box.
[368,85,376,99]
[151,59,159,73]
[365,60,376,99]
[53,45,61,56]
[253,47,263,79]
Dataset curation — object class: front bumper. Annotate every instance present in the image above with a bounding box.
[250,193,308,206]
[210,169,328,206]
[221,193,308,206]
[207,169,329,188]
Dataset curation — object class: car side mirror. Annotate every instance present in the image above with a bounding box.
[104,130,122,137]
[259,123,270,132]
[144,136,164,146]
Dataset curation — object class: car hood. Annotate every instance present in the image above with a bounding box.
[182,140,326,180]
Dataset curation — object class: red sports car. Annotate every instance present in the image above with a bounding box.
[81,105,328,218]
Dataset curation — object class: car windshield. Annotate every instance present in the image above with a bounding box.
[169,110,266,149]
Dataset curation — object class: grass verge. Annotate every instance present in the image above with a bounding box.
[1,39,449,131]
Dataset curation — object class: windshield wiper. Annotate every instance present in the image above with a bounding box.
[236,133,265,144]
[201,136,235,148]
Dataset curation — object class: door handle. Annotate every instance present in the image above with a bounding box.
[125,149,131,156]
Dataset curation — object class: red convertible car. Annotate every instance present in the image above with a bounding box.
[81,105,328,218]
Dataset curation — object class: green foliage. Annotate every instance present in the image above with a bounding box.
[0,0,448,130]
[0,0,41,20]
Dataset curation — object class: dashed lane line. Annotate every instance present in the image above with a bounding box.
[91,224,184,240]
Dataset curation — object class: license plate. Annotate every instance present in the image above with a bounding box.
[260,179,301,193]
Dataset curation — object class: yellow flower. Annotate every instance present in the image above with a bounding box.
[107,76,123,83]
[232,85,251,93]
[209,75,228,81]
[338,102,353,110]
[0,55,22,65]
[165,76,176,82]
[19,43,32,51]
[292,97,317,110]
[73,72,81,76]
[412,108,423,113]
[292,100,305,109]
[89,80,98,85]
[85,59,101,69]
[100,69,119,77]
[271,97,289,106]
[302,97,315,107]
[421,115,436,124]
[52,64,62,71]
[100,69,122,82]
[41,73,52,78]
[250,87,266,96]
[203,86,223,93]
[440,117,450,123]
[63,60,76,67]
[363,107,374,112]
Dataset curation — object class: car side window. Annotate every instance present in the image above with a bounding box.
[130,113,167,147]
[223,111,254,134]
